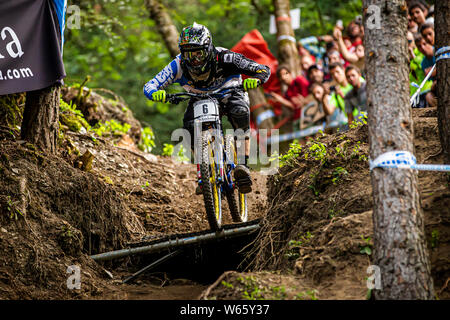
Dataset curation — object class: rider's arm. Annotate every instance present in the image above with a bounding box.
[143,57,182,100]
[219,50,271,84]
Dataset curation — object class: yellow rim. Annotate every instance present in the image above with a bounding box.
[240,193,245,217]
[209,140,220,220]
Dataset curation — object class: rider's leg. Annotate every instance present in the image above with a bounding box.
[223,91,253,193]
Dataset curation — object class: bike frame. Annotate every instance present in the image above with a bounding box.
[166,85,249,228]
[167,86,244,193]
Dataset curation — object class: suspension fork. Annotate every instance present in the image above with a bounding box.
[196,124,225,186]
[216,124,225,184]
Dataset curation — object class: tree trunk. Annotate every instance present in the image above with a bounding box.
[248,88,274,130]
[272,0,301,78]
[435,0,450,164]
[144,0,180,58]
[21,85,61,154]
[363,0,435,299]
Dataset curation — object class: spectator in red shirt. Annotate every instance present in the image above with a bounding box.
[345,20,363,48]
[270,65,309,121]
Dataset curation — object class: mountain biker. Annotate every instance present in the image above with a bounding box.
[143,23,271,194]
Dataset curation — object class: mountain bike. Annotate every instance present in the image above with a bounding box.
[166,86,249,231]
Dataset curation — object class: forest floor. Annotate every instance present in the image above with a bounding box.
[0,88,448,300]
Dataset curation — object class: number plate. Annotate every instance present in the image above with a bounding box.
[193,100,219,121]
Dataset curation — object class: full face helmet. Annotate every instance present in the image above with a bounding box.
[178,23,214,75]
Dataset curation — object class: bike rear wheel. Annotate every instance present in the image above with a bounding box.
[224,135,248,223]
[200,130,222,230]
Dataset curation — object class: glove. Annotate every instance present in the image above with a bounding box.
[243,78,260,91]
[152,90,166,103]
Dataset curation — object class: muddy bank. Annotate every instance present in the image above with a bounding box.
[202,108,449,300]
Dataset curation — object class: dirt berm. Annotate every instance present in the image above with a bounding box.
[201,108,449,300]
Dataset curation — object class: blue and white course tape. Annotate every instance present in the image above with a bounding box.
[370,151,450,172]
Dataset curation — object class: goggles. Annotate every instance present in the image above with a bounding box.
[182,47,208,67]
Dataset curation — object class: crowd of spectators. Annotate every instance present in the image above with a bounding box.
[268,0,436,136]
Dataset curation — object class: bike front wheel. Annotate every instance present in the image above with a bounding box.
[200,130,222,230]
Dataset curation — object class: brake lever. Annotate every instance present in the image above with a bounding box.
[167,96,189,105]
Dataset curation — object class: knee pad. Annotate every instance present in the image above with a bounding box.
[229,105,250,131]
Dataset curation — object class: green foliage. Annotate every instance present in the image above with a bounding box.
[276,131,368,199]
[102,175,114,185]
[360,235,372,255]
[237,276,265,300]
[285,232,314,260]
[59,99,90,132]
[6,196,23,220]
[328,207,343,219]
[431,230,440,249]
[161,143,190,162]
[138,127,156,153]
[332,166,348,184]
[221,280,234,289]
[307,141,328,165]
[176,145,190,162]
[349,113,368,129]
[162,143,175,156]
[327,198,344,219]
[288,231,314,248]
[91,119,131,137]
[270,285,287,300]
[271,140,302,168]
[295,289,318,300]
[0,93,25,128]
[366,288,372,300]
[141,181,150,189]
[351,141,367,161]
[226,275,305,300]
[308,169,321,196]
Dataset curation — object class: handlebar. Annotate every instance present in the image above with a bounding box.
[165,83,254,105]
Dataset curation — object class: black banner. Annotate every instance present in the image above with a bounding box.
[0,0,66,95]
